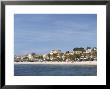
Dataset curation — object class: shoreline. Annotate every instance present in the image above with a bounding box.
[14,61,97,65]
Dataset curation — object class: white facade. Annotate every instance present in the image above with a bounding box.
[50,50,61,54]
[28,54,33,59]
[86,48,92,53]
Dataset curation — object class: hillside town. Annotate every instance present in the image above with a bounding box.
[14,47,97,62]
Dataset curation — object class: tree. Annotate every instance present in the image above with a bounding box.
[47,53,51,60]
[69,54,75,62]
[73,53,81,61]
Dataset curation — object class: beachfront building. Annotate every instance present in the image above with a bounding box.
[27,54,33,61]
[62,51,70,62]
[14,47,97,62]
[91,47,97,60]
[73,47,85,54]
[49,49,62,61]
[14,56,21,62]
[43,54,50,61]
[50,49,62,54]
[86,47,92,53]
[15,55,27,62]
[61,51,75,62]
[92,47,97,51]
[69,51,74,55]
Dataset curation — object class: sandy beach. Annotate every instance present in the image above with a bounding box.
[14,61,97,65]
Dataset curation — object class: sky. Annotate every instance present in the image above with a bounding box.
[14,14,97,55]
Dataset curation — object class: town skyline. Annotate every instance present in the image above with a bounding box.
[14,14,97,55]
[15,46,97,56]
[14,47,97,62]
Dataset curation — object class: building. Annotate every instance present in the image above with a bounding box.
[49,49,62,61]
[73,47,85,54]
[28,54,33,60]
[86,47,92,53]
[50,49,62,54]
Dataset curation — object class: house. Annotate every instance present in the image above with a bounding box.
[28,54,33,60]
[50,49,62,54]
[86,47,92,53]
[73,47,85,54]
[92,47,97,51]
[43,54,50,61]
[69,51,74,55]
[49,49,62,60]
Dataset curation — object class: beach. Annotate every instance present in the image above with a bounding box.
[14,61,97,65]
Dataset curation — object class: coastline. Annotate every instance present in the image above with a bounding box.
[14,61,97,65]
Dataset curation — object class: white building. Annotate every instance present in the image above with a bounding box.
[43,54,49,60]
[50,49,62,54]
[28,54,33,59]
[92,47,97,51]
[86,48,92,53]
[49,49,62,60]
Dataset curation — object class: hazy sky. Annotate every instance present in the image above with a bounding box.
[14,14,97,55]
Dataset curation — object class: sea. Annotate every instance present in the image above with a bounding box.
[14,64,97,76]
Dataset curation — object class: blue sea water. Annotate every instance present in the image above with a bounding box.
[14,64,97,76]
